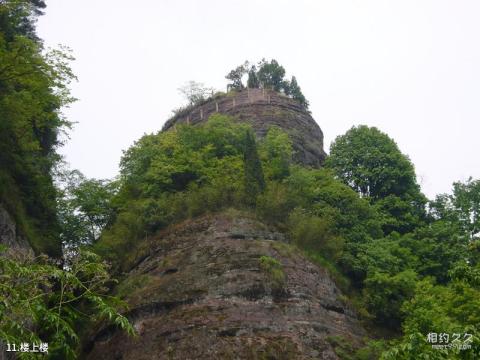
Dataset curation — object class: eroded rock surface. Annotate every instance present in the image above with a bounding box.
[163,89,327,167]
[0,204,33,257]
[0,205,34,360]
[83,212,366,359]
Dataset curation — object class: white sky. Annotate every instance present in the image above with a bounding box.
[37,0,480,199]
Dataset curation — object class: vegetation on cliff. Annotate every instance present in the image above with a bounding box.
[0,0,74,256]
[226,59,309,108]
[1,2,480,358]
[0,247,133,359]
[0,2,133,358]
[92,114,480,358]
[327,127,480,359]
[171,59,310,121]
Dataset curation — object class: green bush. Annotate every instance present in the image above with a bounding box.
[288,209,344,261]
[0,247,134,359]
[363,270,417,328]
[256,182,294,225]
[259,255,286,289]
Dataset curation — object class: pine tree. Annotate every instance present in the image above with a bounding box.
[247,66,260,88]
[289,76,309,108]
[243,129,265,205]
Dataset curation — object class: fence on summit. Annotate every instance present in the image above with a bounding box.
[166,88,302,130]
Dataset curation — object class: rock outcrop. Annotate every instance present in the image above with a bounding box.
[0,207,33,360]
[0,204,33,257]
[84,211,366,359]
[163,89,327,167]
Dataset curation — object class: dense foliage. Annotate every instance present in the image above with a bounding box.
[325,126,480,359]
[0,247,134,359]
[0,2,133,358]
[96,115,249,267]
[0,0,75,256]
[96,115,381,274]
[55,168,118,248]
[94,116,480,358]
[326,125,427,234]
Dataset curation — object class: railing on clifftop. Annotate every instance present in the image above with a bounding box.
[162,88,305,131]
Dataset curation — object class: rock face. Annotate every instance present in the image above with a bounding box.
[0,205,34,360]
[163,89,327,167]
[84,212,366,359]
[0,204,33,257]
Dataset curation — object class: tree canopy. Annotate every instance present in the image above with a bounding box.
[225,59,310,108]
[0,3,135,358]
[326,125,427,234]
[0,0,76,256]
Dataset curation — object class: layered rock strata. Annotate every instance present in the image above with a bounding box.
[84,212,365,359]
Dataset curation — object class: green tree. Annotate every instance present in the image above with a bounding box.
[382,279,480,359]
[0,0,76,257]
[247,65,260,88]
[327,125,427,234]
[363,269,418,328]
[256,166,384,286]
[0,247,134,359]
[288,209,344,261]
[69,178,118,240]
[227,59,309,107]
[226,61,248,91]
[400,222,467,284]
[0,0,46,41]
[431,178,480,242]
[96,115,249,267]
[258,126,292,180]
[257,58,286,92]
[56,168,118,247]
[289,76,309,108]
[280,168,383,243]
[243,129,265,205]
[346,235,418,285]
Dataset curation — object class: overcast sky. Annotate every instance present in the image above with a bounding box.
[37,0,480,199]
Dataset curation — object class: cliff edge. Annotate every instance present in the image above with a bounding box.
[163,89,327,167]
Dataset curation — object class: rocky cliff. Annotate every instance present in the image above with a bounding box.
[0,204,33,258]
[0,205,32,358]
[163,89,327,167]
[84,211,366,359]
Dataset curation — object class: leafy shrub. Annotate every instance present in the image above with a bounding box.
[259,256,286,289]
[0,247,134,359]
[288,209,344,261]
[256,182,294,225]
[363,270,417,328]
